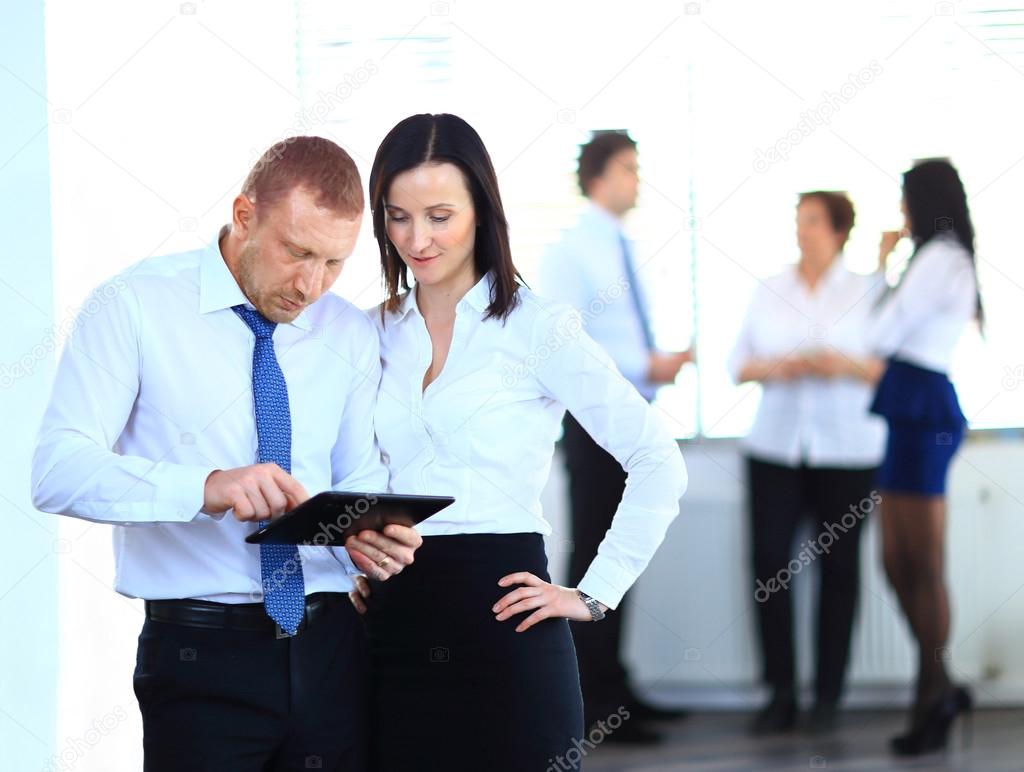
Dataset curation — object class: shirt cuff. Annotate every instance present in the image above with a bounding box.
[151,463,219,522]
[80,464,217,523]
[331,546,362,577]
[577,554,635,611]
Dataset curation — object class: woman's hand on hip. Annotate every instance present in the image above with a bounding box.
[493,572,600,633]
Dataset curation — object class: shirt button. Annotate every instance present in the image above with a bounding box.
[381,452,390,464]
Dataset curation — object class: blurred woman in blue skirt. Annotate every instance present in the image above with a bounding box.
[870,159,982,756]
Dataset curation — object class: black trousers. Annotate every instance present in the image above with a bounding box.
[747,456,877,704]
[133,594,368,771]
[562,413,635,727]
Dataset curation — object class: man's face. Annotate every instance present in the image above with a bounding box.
[598,148,640,215]
[230,186,362,324]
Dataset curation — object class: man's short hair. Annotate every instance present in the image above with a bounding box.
[577,130,637,197]
[242,136,363,218]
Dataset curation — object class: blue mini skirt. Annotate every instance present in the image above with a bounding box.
[870,359,966,495]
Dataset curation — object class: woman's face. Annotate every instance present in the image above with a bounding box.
[901,196,912,233]
[796,197,843,260]
[384,162,477,290]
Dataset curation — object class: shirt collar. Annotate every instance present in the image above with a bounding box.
[199,226,312,331]
[393,283,420,322]
[790,253,847,293]
[461,271,493,313]
[391,271,494,322]
[581,202,627,238]
[820,253,848,289]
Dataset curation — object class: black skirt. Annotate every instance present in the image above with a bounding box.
[363,532,585,772]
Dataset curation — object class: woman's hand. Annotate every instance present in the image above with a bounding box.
[774,356,811,381]
[803,349,850,379]
[345,524,422,580]
[493,572,603,633]
[879,230,903,269]
[349,574,371,615]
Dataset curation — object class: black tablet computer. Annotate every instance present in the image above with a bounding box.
[244,491,455,546]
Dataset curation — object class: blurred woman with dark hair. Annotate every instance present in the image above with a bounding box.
[346,113,687,771]
[730,191,887,736]
[871,159,980,756]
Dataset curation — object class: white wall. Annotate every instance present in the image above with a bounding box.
[0,3,59,770]
[544,434,1024,709]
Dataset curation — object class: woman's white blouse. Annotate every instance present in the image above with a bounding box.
[869,233,978,373]
[728,259,887,468]
[370,273,687,609]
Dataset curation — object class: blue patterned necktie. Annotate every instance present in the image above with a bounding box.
[233,305,305,635]
[620,233,656,352]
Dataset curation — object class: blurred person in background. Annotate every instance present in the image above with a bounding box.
[729,191,886,735]
[538,130,694,745]
[870,159,981,756]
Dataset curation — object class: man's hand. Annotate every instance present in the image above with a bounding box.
[203,463,309,522]
[648,349,693,384]
[345,524,423,581]
[349,575,371,614]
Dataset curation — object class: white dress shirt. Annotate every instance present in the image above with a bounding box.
[370,273,687,609]
[869,233,978,373]
[538,204,657,400]
[728,258,887,468]
[32,229,388,602]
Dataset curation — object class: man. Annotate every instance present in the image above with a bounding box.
[539,130,692,745]
[32,137,419,771]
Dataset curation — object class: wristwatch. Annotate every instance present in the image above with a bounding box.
[576,590,606,621]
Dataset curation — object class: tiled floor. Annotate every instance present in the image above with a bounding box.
[583,709,1023,771]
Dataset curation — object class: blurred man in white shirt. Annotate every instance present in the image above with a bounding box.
[538,130,692,744]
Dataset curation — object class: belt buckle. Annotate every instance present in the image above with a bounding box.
[275,623,296,639]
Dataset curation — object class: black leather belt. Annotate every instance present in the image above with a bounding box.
[145,592,342,638]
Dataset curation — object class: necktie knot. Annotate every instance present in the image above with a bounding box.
[233,305,276,339]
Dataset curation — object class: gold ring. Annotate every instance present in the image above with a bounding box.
[376,555,391,568]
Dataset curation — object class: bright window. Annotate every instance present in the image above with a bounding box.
[297,0,1024,437]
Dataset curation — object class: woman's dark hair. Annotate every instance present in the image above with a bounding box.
[797,190,855,248]
[901,158,983,324]
[577,130,637,197]
[369,113,523,322]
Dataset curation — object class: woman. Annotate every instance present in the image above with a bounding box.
[346,113,687,771]
[870,159,980,756]
[729,191,887,735]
